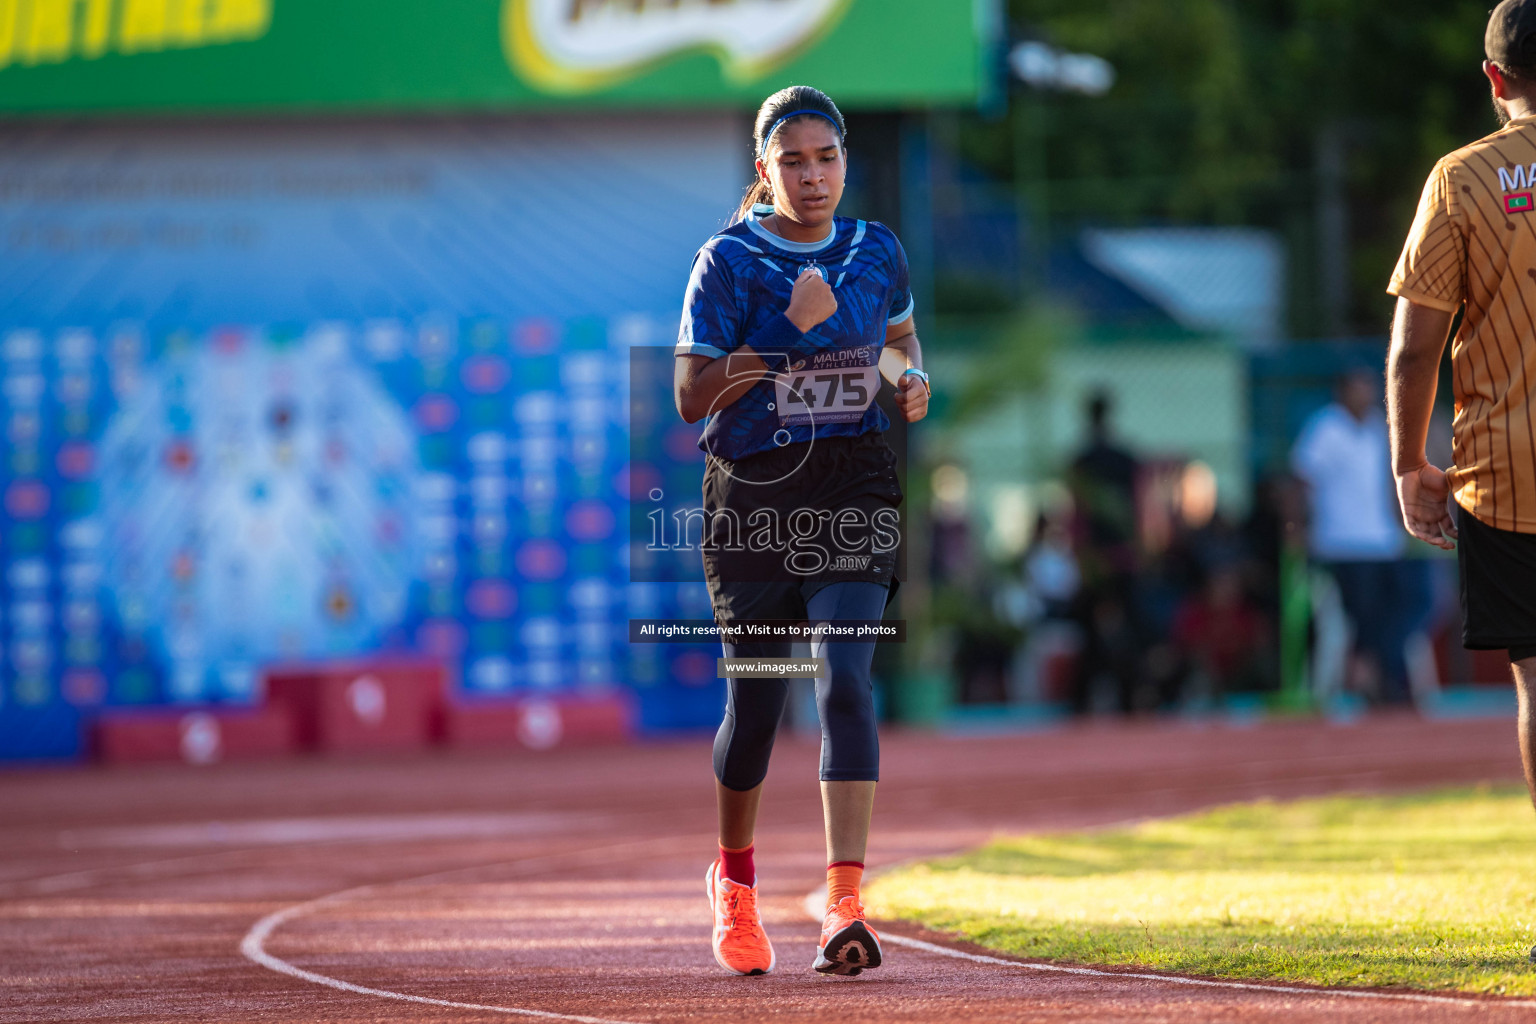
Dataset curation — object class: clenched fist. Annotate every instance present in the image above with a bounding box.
[785,269,837,333]
[894,373,929,423]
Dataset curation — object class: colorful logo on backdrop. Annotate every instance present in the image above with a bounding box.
[0,319,631,710]
[93,325,424,702]
[503,0,853,92]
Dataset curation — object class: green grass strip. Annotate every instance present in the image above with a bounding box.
[866,785,1536,995]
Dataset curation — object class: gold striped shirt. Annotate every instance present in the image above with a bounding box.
[1390,114,1536,533]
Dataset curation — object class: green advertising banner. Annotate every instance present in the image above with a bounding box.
[0,0,986,114]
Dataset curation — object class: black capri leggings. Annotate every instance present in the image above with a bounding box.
[713,580,887,790]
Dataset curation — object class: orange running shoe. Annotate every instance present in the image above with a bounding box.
[705,860,775,975]
[813,895,882,976]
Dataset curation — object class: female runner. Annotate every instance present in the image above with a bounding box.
[673,85,929,977]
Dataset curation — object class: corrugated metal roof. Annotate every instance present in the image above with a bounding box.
[1081,228,1284,347]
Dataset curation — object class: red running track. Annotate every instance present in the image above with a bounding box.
[1,713,1533,1023]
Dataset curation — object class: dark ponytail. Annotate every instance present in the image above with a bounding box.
[733,85,846,223]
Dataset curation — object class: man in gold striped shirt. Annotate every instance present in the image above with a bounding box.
[1389,0,1536,814]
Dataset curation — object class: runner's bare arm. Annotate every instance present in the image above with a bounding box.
[1387,296,1457,549]
[674,349,770,424]
[884,322,927,423]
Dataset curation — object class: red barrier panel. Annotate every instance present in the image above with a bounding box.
[442,690,634,750]
[94,708,296,765]
[264,658,447,754]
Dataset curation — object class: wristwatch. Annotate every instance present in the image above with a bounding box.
[901,367,931,395]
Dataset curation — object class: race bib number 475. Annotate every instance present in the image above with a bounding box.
[774,348,880,426]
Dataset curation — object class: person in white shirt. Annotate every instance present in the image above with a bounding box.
[1291,369,1414,704]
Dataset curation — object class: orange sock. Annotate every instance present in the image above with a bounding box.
[827,860,864,907]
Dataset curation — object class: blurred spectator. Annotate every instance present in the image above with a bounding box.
[1072,587,1148,714]
[957,393,1295,715]
[1171,563,1276,701]
[1068,389,1141,580]
[1136,465,1267,709]
[925,462,1017,703]
[1290,368,1415,704]
[1066,389,1147,714]
[1244,472,1303,614]
[929,463,976,586]
[999,508,1083,704]
[1015,510,1082,623]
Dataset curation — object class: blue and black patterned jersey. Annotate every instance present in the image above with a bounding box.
[676,205,915,462]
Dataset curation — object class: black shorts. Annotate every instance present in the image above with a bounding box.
[700,431,904,627]
[1457,502,1536,659]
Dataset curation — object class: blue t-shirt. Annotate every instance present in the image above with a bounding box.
[676,205,915,462]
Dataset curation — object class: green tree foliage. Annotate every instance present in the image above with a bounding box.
[968,0,1492,334]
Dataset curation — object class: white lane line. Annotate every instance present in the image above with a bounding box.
[241,903,648,1024]
[801,887,1536,1010]
[241,836,698,1024]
